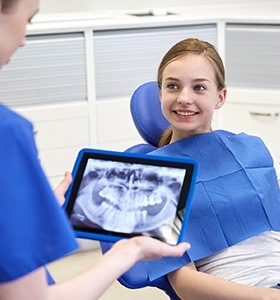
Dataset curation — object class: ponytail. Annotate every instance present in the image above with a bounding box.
[158,127,172,148]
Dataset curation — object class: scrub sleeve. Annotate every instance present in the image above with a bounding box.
[0,104,78,283]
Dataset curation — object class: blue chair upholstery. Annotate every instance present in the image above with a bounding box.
[100,82,180,300]
[100,242,180,300]
[129,81,170,148]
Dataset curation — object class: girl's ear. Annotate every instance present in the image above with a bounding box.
[215,88,227,109]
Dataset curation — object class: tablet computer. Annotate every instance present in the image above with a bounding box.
[64,148,198,245]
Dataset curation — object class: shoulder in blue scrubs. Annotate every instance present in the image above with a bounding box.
[0,104,78,283]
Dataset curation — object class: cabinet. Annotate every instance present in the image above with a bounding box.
[0,33,90,186]
[0,13,279,184]
[16,103,91,187]
[0,23,217,182]
[224,24,280,161]
[222,89,280,160]
[225,24,280,89]
[0,32,87,107]
[93,24,217,99]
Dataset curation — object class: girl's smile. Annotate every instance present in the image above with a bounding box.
[173,109,199,118]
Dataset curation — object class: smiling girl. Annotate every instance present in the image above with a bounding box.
[145,38,280,300]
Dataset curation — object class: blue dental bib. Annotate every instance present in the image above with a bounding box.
[144,130,280,281]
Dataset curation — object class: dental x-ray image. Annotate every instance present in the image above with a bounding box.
[69,158,187,243]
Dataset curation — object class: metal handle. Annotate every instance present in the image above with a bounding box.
[250,112,279,117]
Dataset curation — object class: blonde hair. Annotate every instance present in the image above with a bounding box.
[157,38,226,147]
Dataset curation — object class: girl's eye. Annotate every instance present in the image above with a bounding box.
[167,83,179,90]
[194,84,206,91]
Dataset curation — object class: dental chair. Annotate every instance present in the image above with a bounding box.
[100,82,181,300]
[125,81,170,153]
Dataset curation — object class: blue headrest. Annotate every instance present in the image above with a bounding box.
[130,81,170,147]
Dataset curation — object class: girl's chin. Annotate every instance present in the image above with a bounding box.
[171,128,208,141]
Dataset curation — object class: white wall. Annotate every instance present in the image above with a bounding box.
[39,0,266,13]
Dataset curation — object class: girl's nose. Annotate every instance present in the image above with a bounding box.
[176,88,193,105]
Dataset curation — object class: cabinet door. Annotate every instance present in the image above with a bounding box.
[225,24,280,89]
[93,24,217,100]
[224,24,280,161]
[1,32,89,185]
[222,102,280,161]
[0,32,87,107]
[17,103,90,187]
[96,97,143,151]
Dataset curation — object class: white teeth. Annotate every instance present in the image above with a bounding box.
[91,200,108,218]
[142,210,147,223]
[99,187,109,198]
[134,192,143,208]
[142,195,149,207]
[135,210,143,223]
[149,192,163,205]
[84,186,166,232]
[99,186,125,205]
[97,206,149,232]
[177,111,196,116]
[99,186,164,211]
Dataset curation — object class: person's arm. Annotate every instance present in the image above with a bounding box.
[49,237,190,300]
[0,172,190,300]
[0,237,190,300]
[168,263,280,300]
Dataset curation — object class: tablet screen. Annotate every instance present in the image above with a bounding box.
[65,149,197,245]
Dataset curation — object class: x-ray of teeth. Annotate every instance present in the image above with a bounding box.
[70,158,186,241]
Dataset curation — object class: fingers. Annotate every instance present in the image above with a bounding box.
[60,171,72,192]
[174,242,191,256]
[158,241,190,258]
[128,237,190,261]
[54,171,73,206]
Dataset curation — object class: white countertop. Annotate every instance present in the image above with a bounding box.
[28,1,280,34]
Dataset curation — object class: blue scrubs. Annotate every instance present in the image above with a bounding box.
[143,130,280,281]
[0,104,78,283]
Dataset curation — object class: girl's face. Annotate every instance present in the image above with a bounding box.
[160,54,226,143]
[0,0,39,68]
